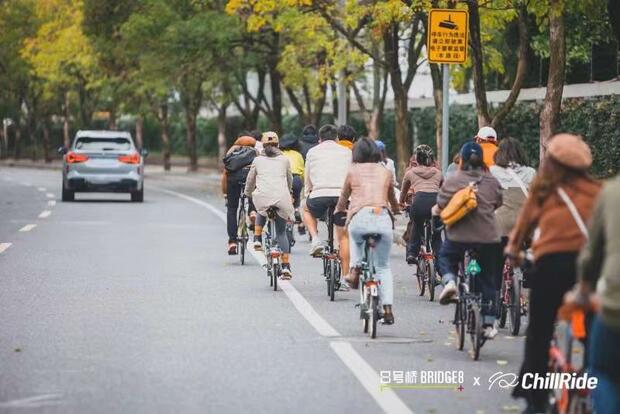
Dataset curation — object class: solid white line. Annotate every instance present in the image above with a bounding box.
[45,193,54,199]
[37,187,46,192]
[0,393,63,408]
[19,224,37,232]
[159,186,412,414]
[0,243,12,254]
[38,210,52,219]
[48,200,56,207]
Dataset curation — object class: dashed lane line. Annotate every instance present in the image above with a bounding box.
[152,186,413,414]
[45,193,54,199]
[37,187,46,192]
[0,243,12,254]
[38,210,52,219]
[19,224,37,232]
[48,200,56,207]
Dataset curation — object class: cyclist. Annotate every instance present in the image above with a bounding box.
[303,124,352,278]
[436,141,503,339]
[336,137,400,324]
[299,124,319,160]
[474,126,499,167]
[400,145,443,265]
[375,140,397,186]
[505,133,601,414]
[244,131,295,279]
[337,124,357,150]
[222,134,257,255]
[571,175,620,414]
[280,133,305,233]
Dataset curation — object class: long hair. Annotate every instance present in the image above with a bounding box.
[494,137,528,167]
[529,157,592,206]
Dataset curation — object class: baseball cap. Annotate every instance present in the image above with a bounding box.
[460,141,483,162]
[261,131,279,145]
[476,126,498,142]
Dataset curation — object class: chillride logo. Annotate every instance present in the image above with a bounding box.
[487,372,598,391]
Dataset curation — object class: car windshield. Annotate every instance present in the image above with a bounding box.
[75,137,131,151]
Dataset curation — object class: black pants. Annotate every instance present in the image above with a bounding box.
[291,174,303,208]
[512,252,578,411]
[226,170,254,243]
[407,192,441,258]
[438,240,502,321]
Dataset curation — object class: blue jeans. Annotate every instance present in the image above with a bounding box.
[438,239,501,324]
[348,207,394,305]
[588,315,620,414]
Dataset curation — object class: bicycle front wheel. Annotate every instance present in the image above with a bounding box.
[468,303,482,361]
[426,259,436,302]
[509,268,522,336]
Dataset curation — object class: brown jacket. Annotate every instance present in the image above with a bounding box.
[508,176,602,261]
[437,169,503,243]
[336,163,400,225]
[400,166,443,204]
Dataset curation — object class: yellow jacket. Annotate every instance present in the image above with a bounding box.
[282,149,305,177]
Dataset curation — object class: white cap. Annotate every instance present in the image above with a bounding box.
[476,126,497,142]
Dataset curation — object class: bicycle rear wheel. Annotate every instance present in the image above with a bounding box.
[469,303,482,360]
[426,259,436,302]
[499,273,508,328]
[509,268,522,336]
[416,260,426,297]
[329,260,336,302]
[455,300,465,350]
[369,295,379,339]
[273,263,279,291]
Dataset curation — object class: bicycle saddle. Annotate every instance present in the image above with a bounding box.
[266,206,279,217]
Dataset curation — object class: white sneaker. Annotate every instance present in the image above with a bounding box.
[484,325,498,340]
[439,280,458,305]
[309,239,324,257]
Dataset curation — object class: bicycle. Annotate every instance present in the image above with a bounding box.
[236,184,250,266]
[498,257,527,336]
[262,207,282,291]
[415,219,440,302]
[321,206,342,301]
[547,304,595,414]
[453,250,486,360]
[357,233,382,339]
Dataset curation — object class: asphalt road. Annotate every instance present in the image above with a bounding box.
[0,167,527,414]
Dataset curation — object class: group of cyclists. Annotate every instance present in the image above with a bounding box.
[221,123,619,414]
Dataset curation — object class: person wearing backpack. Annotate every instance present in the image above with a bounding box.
[505,133,602,414]
[436,141,504,339]
[222,134,258,255]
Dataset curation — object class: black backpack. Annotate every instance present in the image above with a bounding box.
[223,146,256,172]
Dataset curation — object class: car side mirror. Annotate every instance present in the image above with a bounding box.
[140,148,149,158]
[57,146,67,155]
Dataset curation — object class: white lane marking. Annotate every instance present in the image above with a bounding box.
[48,200,56,207]
[331,341,414,413]
[22,182,32,187]
[37,187,46,192]
[38,210,52,219]
[0,393,63,408]
[0,243,12,254]
[158,186,412,414]
[45,193,54,199]
[19,224,37,232]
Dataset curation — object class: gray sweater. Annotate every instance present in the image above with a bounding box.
[437,169,503,244]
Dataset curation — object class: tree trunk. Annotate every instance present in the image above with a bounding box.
[0,123,7,160]
[108,110,117,130]
[63,91,70,147]
[468,0,492,127]
[430,63,444,168]
[135,114,144,149]
[158,104,171,171]
[185,110,198,172]
[13,121,21,159]
[539,0,566,160]
[217,103,229,167]
[269,67,283,133]
[42,117,51,163]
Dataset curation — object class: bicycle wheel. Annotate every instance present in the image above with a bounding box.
[324,258,331,297]
[273,263,279,291]
[498,273,508,328]
[426,259,436,302]
[369,295,379,339]
[329,260,336,302]
[469,303,482,361]
[509,268,522,336]
[455,300,465,350]
[416,260,426,297]
[362,290,370,333]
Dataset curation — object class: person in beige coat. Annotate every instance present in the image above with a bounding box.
[244,131,295,278]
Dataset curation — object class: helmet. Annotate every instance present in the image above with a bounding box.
[414,144,434,166]
[475,126,498,142]
[261,131,279,145]
[415,144,433,158]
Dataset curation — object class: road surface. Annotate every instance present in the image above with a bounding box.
[0,167,526,413]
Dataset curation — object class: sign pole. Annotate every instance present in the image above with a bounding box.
[441,64,450,173]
